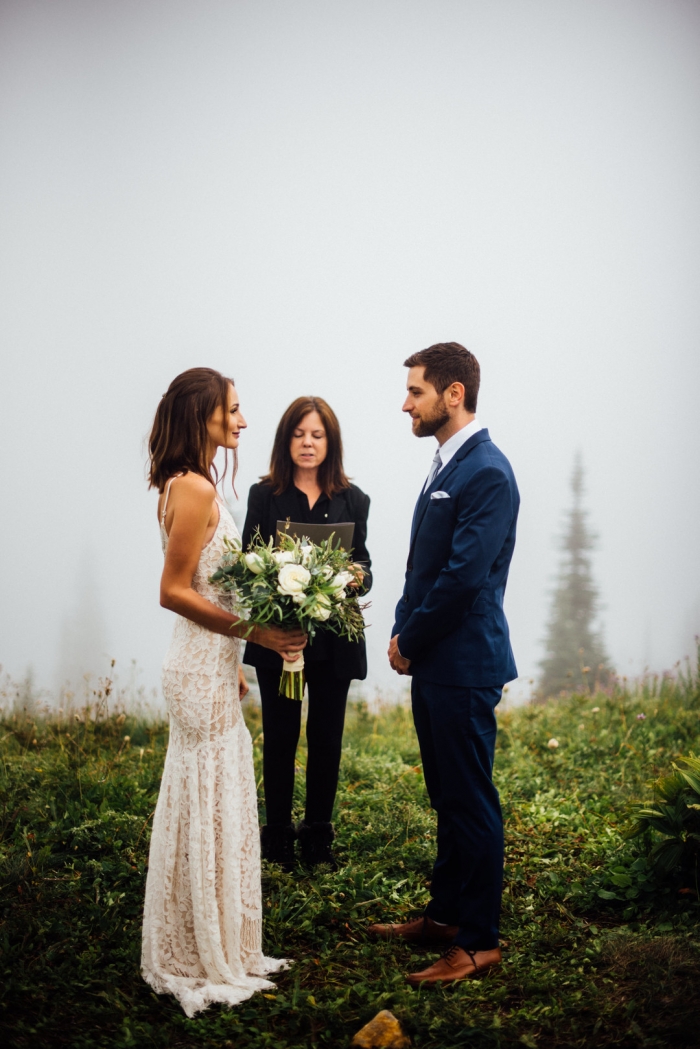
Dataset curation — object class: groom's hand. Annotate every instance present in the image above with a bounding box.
[388,634,411,675]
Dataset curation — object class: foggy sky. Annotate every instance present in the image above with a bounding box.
[1,0,699,706]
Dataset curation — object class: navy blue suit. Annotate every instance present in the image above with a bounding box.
[392,428,519,951]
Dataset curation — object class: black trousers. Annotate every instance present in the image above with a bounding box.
[412,678,504,952]
[256,661,351,826]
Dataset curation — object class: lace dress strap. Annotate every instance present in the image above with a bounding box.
[161,474,184,525]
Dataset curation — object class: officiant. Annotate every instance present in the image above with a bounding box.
[242,396,372,871]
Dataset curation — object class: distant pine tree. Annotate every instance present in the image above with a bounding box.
[539,454,611,697]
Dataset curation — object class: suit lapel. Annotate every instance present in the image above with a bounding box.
[408,429,491,552]
[409,487,432,545]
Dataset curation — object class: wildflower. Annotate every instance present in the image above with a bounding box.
[591,706,600,713]
[547,738,559,749]
[123,735,131,742]
[636,713,646,721]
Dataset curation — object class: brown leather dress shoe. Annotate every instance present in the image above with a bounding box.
[406,945,502,986]
[366,915,459,945]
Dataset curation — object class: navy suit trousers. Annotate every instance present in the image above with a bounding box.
[411,679,503,951]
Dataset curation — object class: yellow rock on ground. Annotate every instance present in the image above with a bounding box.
[350,1009,412,1049]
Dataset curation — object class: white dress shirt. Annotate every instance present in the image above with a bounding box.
[423,418,482,491]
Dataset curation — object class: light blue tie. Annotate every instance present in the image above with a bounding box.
[423,449,442,493]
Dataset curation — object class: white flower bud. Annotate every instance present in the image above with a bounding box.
[244,552,265,574]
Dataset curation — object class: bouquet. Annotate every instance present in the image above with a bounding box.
[209,529,368,699]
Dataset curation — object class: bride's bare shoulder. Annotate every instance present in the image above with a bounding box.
[165,472,216,509]
[173,472,214,493]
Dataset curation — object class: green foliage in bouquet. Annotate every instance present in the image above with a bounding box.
[625,754,700,882]
[210,529,367,641]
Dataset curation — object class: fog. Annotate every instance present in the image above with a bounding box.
[1,0,699,707]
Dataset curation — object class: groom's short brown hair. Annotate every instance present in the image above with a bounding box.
[404,342,480,412]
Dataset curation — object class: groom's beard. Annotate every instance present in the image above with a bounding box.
[412,403,450,438]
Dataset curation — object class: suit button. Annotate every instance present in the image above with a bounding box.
[407,563,413,572]
[403,594,409,603]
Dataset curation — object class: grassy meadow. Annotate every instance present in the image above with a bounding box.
[1,663,700,1048]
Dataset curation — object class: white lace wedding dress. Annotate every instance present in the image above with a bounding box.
[141,482,288,1017]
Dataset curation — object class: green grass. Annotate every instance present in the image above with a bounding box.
[2,663,700,1048]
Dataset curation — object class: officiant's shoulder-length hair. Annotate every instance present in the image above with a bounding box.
[148,367,235,493]
[263,396,351,498]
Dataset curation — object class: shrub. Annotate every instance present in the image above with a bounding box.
[626,754,700,884]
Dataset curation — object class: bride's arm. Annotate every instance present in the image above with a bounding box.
[159,474,306,658]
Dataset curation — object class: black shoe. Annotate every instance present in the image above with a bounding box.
[297,820,337,870]
[261,823,296,872]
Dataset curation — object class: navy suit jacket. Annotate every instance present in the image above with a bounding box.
[392,429,519,687]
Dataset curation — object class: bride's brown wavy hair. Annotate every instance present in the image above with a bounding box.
[148,367,237,493]
[262,396,351,497]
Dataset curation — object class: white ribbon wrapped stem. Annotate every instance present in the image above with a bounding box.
[282,651,305,674]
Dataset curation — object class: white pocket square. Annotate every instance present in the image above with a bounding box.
[430,491,451,500]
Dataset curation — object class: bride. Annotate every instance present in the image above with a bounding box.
[142,367,306,1017]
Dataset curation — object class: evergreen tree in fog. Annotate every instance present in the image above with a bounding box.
[539,454,611,697]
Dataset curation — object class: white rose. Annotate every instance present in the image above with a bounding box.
[244,552,265,574]
[277,562,311,595]
[273,550,296,565]
[330,570,354,597]
[307,593,332,621]
[321,565,334,580]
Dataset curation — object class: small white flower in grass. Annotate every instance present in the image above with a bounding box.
[591,706,600,713]
[277,562,311,595]
[244,552,265,574]
[547,738,559,749]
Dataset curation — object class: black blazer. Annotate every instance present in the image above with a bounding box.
[241,481,372,681]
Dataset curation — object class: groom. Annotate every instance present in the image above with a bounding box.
[368,342,519,986]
